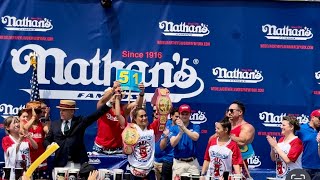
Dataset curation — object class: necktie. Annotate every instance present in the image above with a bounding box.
[64,121,70,135]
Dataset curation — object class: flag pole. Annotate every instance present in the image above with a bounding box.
[29,51,40,101]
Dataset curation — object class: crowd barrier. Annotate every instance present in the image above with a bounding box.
[86,153,276,180]
[0,154,276,179]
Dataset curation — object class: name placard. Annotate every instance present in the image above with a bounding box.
[116,69,142,92]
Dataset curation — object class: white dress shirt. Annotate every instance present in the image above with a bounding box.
[61,119,71,135]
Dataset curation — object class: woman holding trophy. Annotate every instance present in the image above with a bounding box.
[122,88,172,179]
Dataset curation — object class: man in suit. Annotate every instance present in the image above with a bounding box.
[43,99,113,168]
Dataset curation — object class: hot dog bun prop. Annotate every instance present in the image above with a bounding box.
[25,142,59,177]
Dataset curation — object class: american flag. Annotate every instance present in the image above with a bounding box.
[30,53,40,101]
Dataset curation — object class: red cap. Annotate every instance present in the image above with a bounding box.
[179,104,191,113]
[311,109,320,117]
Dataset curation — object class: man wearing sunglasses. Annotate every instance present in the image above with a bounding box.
[226,100,255,179]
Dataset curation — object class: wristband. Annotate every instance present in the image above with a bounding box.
[139,92,144,97]
[106,101,113,107]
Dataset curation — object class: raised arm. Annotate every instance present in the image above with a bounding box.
[181,126,199,141]
[124,82,145,116]
[42,106,51,134]
[22,108,37,132]
[176,119,199,141]
[97,81,120,109]
[82,100,114,128]
[115,93,126,129]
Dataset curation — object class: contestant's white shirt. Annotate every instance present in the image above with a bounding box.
[127,124,155,170]
[275,136,303,180]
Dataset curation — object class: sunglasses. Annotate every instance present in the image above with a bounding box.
[226,109,240,113]
[153,109,157,112]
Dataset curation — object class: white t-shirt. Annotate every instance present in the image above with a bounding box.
[2,135,31,180]
[127,124,155,170]
[275,136,303,180]
[204,137,242,179]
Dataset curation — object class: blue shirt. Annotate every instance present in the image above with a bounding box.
[169,122,200,159]
[155,139,165,163]
[160,120,174,162]
[155,120,173,163]
[296,123,320,169]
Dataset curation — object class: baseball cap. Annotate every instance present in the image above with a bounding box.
[311,109,320,117]
[179,104,191,113]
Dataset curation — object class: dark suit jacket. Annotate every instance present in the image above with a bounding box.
[43,104,111,167]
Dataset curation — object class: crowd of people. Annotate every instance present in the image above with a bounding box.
[2,81,320,180]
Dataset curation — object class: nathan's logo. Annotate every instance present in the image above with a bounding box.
[315,71,320,84]
[0,103,24,119]
[212,67,263,83]
[159,21,210,37]
[259,112,309,127]
[11,44,204,102]
[262,24,313,40]
[88,158,101,164]
[1,15,53,32]
[190,110,207,124]
[247,156,262,169]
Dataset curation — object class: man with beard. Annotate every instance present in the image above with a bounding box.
[226,100,255,179]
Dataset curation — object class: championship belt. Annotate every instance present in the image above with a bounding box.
[122,123,140,154]
[151,88,172,131]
